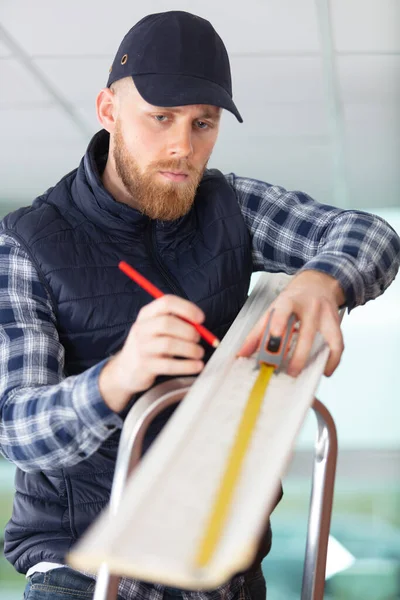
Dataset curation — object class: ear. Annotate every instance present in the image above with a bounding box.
[96,88,117,133]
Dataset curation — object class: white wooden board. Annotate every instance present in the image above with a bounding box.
[68,273,330,589]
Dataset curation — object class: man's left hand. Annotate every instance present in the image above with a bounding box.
[237,270,345,377]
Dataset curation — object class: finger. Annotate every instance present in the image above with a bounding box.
[288,312,318,377]
[236,299,295,358]
[146,337,205,361]
[143,314,202,343]
[268,303,295,337]
[262,303,297,359]
[236,313,269,357]
[139,294,205,324]
[150,357,204,377]
[319,308,344,376]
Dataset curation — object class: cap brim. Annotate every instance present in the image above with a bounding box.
[132,73,243,123]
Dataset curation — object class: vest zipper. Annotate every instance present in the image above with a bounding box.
[147,222,189,299]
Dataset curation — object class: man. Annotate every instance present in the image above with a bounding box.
[0,10,399,600]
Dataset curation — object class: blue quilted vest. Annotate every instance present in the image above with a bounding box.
[3,130,255,574]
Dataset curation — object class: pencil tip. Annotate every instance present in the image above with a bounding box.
[212,340,220,348]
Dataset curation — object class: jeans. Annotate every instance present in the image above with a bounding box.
[23,568,106,600]
[23,566,266,600]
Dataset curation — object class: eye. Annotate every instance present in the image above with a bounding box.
[154,115,168,122]
[196,121,209,130]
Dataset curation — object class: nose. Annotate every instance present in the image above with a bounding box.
[168,122,193,159]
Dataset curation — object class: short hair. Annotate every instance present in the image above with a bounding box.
[110,76,133,97]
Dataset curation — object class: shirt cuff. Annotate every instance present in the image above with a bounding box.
[71,358,123,438]
[299,252,366,310]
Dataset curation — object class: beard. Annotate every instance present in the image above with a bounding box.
[112,120,207,221]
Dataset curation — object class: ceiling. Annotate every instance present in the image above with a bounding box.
[0,0,399,212]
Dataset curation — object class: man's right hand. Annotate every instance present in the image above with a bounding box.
[99,295,206,412]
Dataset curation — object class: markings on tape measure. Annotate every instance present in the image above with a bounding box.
[195,362,275,568]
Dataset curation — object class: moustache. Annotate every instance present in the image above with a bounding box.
[149,161,200,176]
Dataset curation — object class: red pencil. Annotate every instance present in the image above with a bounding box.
[119,261,220,349]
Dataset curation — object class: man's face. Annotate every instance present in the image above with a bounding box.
[109,82,221,221]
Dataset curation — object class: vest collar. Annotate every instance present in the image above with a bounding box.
[73,130,149,233]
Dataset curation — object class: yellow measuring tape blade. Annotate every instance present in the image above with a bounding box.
[195,363,275,568]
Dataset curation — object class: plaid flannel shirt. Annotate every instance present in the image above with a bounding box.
[1,173,399,599]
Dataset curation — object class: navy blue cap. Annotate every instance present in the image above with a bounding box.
[107,11,243,123]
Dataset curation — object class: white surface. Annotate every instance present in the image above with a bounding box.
[338,56,400,104]
[0,58,51,106]
[0,38,12,57]
[326,535,355,579]
[34,57,112,104]
[331,0,400,53]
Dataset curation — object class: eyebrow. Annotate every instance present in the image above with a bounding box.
[151,106,221,120]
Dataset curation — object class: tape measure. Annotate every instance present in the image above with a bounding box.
[195,312,297,568]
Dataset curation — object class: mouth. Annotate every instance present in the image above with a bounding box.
[159,171,189,182]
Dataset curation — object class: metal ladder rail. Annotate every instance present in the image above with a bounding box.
[93,381,337,600]
[301,399,338,599]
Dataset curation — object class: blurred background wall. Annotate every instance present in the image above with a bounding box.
[0,1,399,598]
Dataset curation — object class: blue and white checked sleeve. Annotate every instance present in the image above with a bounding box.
[225,173,400,309]
[0,234,123,473]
